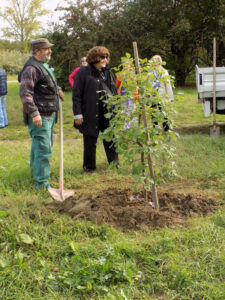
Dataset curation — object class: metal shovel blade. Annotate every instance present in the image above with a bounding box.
[210,126,220,137]
[48,187,74,202]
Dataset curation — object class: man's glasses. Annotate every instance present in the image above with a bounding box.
[100,55,109,60]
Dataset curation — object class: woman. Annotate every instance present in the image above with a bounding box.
[151,55,174,101]
[150,55,174,132]
[68,57,87,87]
[72,46,118,173]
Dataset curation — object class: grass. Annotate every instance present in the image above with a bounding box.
[0,82,224,299]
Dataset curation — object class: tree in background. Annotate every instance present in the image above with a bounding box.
[0,0,49,52]
[193,0,225,67]
[48,0,125,90]
[0,41,29,75]
[120,0,225,85]
[46,0,101,90]
[46,0,225,88]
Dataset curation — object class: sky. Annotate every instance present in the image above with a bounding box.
[0,0,68,38]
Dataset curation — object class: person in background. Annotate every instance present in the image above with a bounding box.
[116,60,138,130]
[72,46,118,173]
[18,38,64,189]
[0,66,8,128]
[150,54,174,132]
[68,57,88,87]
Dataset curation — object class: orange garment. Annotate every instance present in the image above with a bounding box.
[116,76,123,94]
[116,74,138,100]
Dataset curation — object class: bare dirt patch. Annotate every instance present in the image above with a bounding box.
[47,188,220,231]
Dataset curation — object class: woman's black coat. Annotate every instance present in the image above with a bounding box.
[72,64,117,137]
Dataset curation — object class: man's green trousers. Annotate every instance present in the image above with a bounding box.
[28,114,55,189]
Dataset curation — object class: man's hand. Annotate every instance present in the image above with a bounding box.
[59,89,64,101]
[32,115,42,127]
[75,118,83,126]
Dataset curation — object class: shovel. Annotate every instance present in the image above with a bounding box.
[48,103,74,201]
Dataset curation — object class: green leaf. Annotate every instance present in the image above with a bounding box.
[69,241,77,253]
[118,168,130,176]
[77,285,86,290]
[132,164,145,175]
[87,281,92,291]
[0,258,10,268]
[0,211,8,218]
[19,233,34,245]
[104,113,112,119]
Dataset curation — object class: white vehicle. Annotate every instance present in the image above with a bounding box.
[196,65,225,117]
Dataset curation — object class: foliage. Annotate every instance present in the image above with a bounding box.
[46,0,225,88]
[46,0,134,90]
[2,64,21,75]
[0,49,29,75]
[119,0,225,85]
[103,54,177,202]
[0,0,218,85]
[0,0,50,52]
[46,0,105,90]
[46,29,72,91]
[0,39,23,51]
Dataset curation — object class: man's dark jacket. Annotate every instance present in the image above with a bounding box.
[18,56,59,113]
[72,64,117,137]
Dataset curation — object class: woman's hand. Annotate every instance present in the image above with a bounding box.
[75,118,83,126]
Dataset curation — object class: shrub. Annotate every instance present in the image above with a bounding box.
[0,50,29,74]
[103,54,178,208]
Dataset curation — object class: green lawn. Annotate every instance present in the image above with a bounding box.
[0,82,224,299]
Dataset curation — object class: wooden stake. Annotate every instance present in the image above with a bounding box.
[213,37,216,131]
[210,37,220,136]
[133,41,159,209]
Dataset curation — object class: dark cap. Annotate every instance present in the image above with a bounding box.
[30,38,54,50]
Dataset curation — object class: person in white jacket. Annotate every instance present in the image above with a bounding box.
[150,55,174,131]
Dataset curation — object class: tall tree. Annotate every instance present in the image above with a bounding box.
[48,0,125,90]
[47,0,102,90]
[0,0,49,51]
[120,0,225,85]
[47,0,225,87]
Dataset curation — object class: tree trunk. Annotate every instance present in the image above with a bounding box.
[175,69,187,86]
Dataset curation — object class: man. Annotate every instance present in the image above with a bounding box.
[0,66,8,128]
[19,38,64,189]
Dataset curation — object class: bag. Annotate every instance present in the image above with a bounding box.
[101,81,113,97]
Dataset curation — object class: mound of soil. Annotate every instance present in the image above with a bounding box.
[47,188,219,231]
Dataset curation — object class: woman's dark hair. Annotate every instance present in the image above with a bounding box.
[86,46,110,64]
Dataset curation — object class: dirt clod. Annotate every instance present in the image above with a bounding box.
[47,188,219,231]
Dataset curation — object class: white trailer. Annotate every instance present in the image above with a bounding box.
[196,65,225,117]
